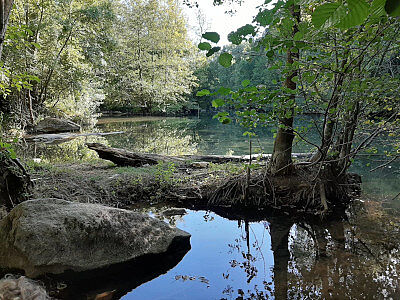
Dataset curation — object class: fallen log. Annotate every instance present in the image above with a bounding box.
[86,143,312,167]
[86,143,184,167]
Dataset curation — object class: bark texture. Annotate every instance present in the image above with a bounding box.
[0,154,32,210]
[268,4,300,176]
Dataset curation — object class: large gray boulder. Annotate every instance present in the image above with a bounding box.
[0,199,190,278]
[34,118,80,133]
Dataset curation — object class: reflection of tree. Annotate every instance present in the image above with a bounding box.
[17,136,107,163]
[270,220,293,300]
[99,119,200,155]
[287,215,400,299]
[217,208,400,300]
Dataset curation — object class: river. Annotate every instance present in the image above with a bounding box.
[19,116,400,299]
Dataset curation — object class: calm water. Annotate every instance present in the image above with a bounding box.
[121,206,400,299]
[19,116,400,299]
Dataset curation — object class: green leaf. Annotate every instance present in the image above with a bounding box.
[198,42,211,51]
[228,24,256,45]
[32,42,41,49]
[370,0,386,17]
[212,99,225,108]
[221,117,232,124]
[241,79,251,87]
[312,2,342,28]
[385,0,400,16]
[219,53,233,68]
[206,47,221,57]
[196,89,210,97]
[218,87,231,95]
[337,0,369,29]
[202,32,220,43]
[293,32,303,41]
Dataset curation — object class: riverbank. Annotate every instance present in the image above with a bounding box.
[27,156,360,217]
[1,159,400,299]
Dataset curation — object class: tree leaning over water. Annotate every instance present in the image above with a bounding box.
[195,0,400,211]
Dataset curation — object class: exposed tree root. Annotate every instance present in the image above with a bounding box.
[198,165,361,215]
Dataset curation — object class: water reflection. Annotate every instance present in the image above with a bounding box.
[123,206,400,299]
[18,116,399,200]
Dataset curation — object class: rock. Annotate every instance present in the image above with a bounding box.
[0,199,191,278]
[34,118,81,133]
[162,208,187,217]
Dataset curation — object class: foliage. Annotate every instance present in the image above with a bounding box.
[0,0,200,128]
[102,0,199,115]
[196,0,400,175]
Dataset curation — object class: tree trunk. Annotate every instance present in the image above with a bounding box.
[0,154,32,210]
[0,0,14,60]
[268,4,300,176]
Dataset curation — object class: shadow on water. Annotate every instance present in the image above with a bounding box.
[0,235,191,300]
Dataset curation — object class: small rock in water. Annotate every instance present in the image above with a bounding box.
[162,208,187,217]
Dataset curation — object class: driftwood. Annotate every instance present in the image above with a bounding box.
[86,143,184,167]
[86,143,312,167]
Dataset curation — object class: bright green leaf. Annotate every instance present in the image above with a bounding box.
[241,79,251,87]
[212,98,225,108]
[370,0,386,17]
[337,0,369,29]
[293,32,303,41]
[196,89,210,97]
[312,2,342,28]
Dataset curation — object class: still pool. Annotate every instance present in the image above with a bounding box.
[17,116,400,299]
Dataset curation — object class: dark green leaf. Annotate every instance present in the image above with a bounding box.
[198,42,211,51]
[206,47,221,57]
[385,0,400,16]
[218,87,231,95]
[202,32,220,43]
[221,117,232,124]
[228,24,256,45]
